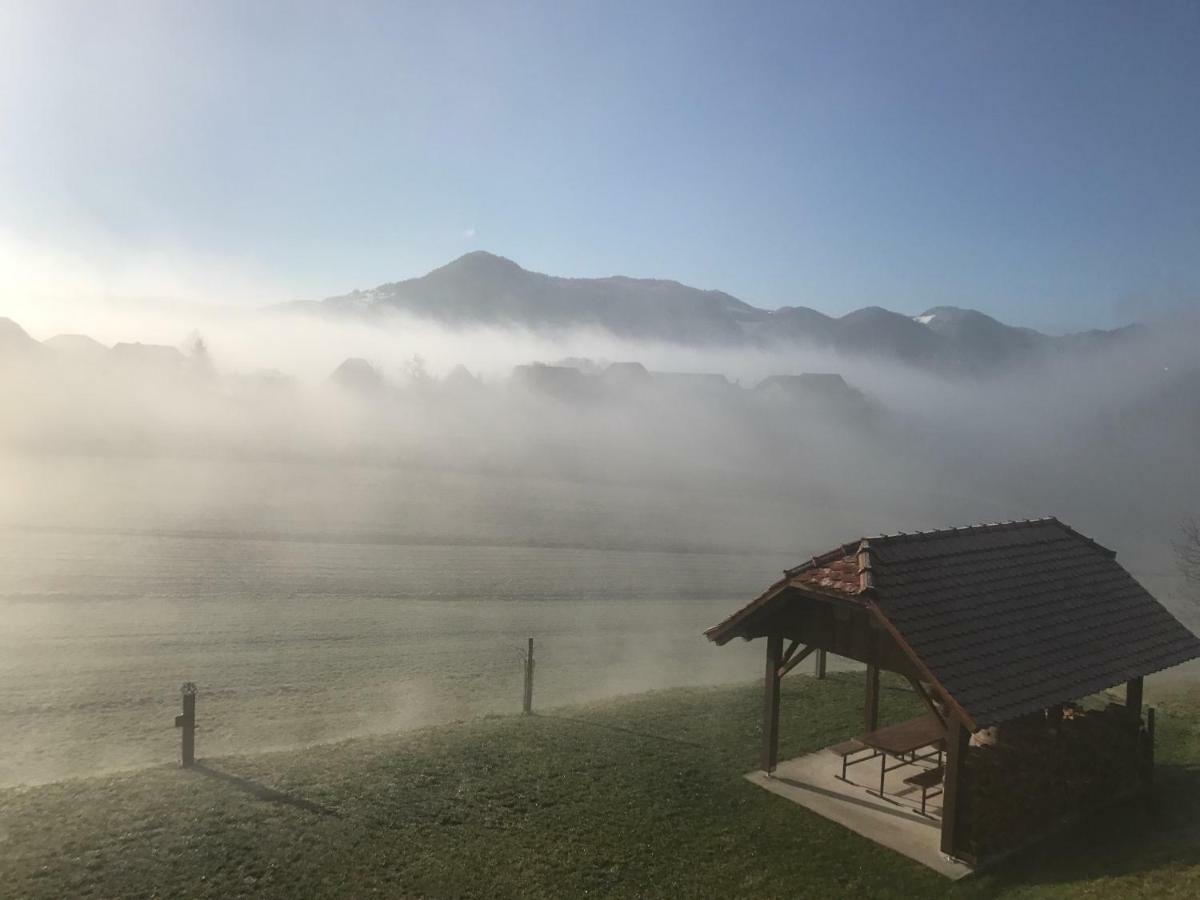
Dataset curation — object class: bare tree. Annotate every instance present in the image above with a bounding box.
[184,331,215,379]
[1175,516,1200,604]
[401,354,433,388]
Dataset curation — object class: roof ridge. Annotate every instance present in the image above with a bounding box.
[783,540,859,577]
[869,533,1075,568]
[1047,520,1117,558]
[869,517,1058,543]
[866,518,1119,564]
[783,519,1112,576]
[856,539,874,592]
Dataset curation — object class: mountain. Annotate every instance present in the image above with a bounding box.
[913,306,1155,370]
[838,306,946,367]
[0,317,44,357]
[43,334,109,358]
[315,251,758,344]
[297,252,1147,374]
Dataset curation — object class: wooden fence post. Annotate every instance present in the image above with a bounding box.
[175,682,197,768]
[522,638,534,714]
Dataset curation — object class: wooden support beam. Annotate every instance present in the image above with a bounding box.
[762,634,783,774]
[777,644,816,679]
[1126,676,1143,721]
[940,715,971,859]
[865,631,880,733]
[865,663,880,732]
[780,639,801,669]
[1047,704,1064,726]
[904,676,946,729]
[1145,706,1156,789]
[814,648,827,680]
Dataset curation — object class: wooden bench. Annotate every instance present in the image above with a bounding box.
[828,739,878,781]
[903,765,944,816]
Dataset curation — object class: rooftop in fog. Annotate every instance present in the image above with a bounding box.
[706,518,1200,728]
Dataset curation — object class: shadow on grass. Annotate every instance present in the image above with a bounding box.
[977,762,1200,890]
[532,713,706,749]
[192,763,341,818]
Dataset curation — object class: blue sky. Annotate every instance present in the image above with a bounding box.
[2,1,1197,331]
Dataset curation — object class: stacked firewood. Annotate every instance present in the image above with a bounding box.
[962,705,1143,858]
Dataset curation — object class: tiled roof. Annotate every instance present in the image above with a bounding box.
[707,518,1200,729]
[791,547,861,594]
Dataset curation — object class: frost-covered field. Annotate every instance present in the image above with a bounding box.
[1,532,788,786]
[0,458,813,786]
[4,455,1190,788]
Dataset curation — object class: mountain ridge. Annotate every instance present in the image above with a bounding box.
[290,251,1147,373]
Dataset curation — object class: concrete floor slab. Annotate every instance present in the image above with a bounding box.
[746,747,973,880]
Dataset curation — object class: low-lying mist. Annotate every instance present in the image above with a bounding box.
[2,302,1198,785]
[3,303,1197,555]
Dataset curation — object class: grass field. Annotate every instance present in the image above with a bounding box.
[1,672,1198,899]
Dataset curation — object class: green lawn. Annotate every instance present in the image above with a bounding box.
[1,672,1198,899]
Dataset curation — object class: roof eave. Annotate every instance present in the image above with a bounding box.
[703,576,792,646]
[703,578,867,645]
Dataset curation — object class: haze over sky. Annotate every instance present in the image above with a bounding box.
[2,1,1197,332]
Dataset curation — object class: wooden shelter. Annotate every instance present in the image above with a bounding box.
[705,518,1200,861]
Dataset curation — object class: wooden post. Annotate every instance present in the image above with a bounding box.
[762,634,783,774]
[814,649,827,680]
[940,715,971,859]
[175,682,197,768]
[1145,706,1156,789]
[864,662,880,733]
[522,638,534,714]
[1126,676,1143,721]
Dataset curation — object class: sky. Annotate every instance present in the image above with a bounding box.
[1,0,1198,333]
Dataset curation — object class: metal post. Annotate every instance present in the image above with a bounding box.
[175,682,197,768]
[814,648,827,680]
[522,638,534,714]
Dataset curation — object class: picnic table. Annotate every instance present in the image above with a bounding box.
[859,714,945,798]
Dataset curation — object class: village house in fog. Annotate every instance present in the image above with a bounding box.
[754,372,861,404]
[110,342,187,371]
[753,373,878,419]
[329,357,385,394]
[507,360,875,411]
[598,361,652,389]
[510,363,598,402]
[649,371,737,397]
[442,364,483,394]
